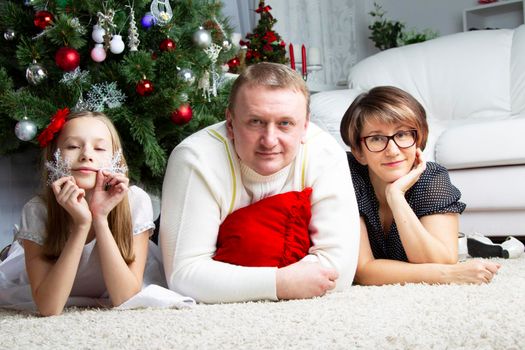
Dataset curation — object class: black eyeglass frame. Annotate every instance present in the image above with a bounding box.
[360,129,418,153]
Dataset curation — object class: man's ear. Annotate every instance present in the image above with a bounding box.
[225,108,234,140]
[301,113,310,144]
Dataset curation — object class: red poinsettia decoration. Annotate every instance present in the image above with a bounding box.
[262,31,277,43]
[37,107,70,147]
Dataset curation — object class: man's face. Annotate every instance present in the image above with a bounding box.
[226,85,309,176]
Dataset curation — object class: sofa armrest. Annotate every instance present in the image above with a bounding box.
[310,89,363,149]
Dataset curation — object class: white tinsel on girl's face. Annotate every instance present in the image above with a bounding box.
[46,149,128,185]
[46,149,71,185]
[100,149,128,174]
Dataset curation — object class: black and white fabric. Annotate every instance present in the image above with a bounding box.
[347,152,466,261]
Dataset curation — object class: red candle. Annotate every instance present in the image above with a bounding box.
[301,44,307,76]
[289,43,295,70]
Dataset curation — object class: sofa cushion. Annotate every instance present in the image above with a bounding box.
[435,118,525,169]
[449,165,525,210]
[348,29,514,123]
[310,89,362,149]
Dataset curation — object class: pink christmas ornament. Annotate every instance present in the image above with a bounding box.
[90,43,107,62]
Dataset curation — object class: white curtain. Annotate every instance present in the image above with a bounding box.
[267,0,358,87]
[222,0,258,38]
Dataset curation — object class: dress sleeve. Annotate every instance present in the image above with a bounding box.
[409,162,467,217]
[15,196,47,246]
[128,186,155,236]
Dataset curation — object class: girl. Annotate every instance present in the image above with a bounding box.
[340,86,501,285]
[0,110,165,315]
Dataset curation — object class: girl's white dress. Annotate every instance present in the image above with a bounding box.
[0,186,193,311]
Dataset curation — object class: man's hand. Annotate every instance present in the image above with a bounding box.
[276,261,338,300]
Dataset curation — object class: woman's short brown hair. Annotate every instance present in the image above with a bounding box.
[339,86,428,153]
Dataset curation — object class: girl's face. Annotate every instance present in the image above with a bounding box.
[355,120,417,185]
[56,117,113,190]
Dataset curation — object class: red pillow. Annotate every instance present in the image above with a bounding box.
[213,188,313,268]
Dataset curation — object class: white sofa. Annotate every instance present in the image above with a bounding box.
[310,25,525,237]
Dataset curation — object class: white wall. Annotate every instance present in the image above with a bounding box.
[359,0,481,58]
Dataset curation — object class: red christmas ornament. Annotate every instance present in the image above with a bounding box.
[170,104,193,125]
[159,38,176,52]
[136,79,154,96]
[34,10,54,29]
[55,47,80,71]
[227,57,240,70]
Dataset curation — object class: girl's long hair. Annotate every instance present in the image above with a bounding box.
[41,111,134,264]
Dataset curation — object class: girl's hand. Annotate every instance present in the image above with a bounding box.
[88,170,129,219]
[51,176,91,226]
[386,148,427,197]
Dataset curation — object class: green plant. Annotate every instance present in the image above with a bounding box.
[368,3,438,51]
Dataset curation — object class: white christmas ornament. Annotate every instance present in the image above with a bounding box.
[92,24,106,43]
[15,117,37,141]
[110,35,125,54]
[91,43,107,62]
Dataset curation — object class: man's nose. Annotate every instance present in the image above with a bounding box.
[260,125,278,148]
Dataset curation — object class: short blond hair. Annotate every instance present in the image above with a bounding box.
[228,62,310,115]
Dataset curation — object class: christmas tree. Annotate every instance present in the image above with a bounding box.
[0,0,237,192]
[228,0,286,72]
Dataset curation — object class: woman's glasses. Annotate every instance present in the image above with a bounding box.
[361,130,417,152]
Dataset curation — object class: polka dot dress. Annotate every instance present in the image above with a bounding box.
[347,153,466,261]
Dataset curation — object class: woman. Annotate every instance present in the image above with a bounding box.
[340,86,500,285]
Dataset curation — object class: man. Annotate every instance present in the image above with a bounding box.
[160,62,359,303]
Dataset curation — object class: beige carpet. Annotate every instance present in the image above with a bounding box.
[1,256,524,349]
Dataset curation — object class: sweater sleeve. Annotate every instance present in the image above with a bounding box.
[301,128,360,289]
[159,141,277,304]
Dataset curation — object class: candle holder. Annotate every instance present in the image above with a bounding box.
[293,62,323,81]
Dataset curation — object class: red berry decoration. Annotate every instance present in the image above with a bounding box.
[227,57,240,70]
[55,47,80,71]
[159,38,176,52]
[136,79,154,96]
[170,104,193,125]
[34,10,54,29]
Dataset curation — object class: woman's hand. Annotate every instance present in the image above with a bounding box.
[447,259,501,284]
[386,148,427,197]
[88,170,129,220]
[51,176,91,226]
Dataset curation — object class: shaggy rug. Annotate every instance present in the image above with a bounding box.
[1,256,524,349]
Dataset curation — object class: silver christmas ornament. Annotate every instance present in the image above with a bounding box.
[180,92,189,102]
[178,68,195,85]
[222,39,232,51]
[4,29,16,41]
[150,0,173,26]
[25,61,48,85]
[193,27,212,48]
[15,118,37,141]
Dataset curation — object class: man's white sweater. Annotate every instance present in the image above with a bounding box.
[160,121,360,303]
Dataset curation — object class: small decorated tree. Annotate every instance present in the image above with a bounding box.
[227,0,286,73]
